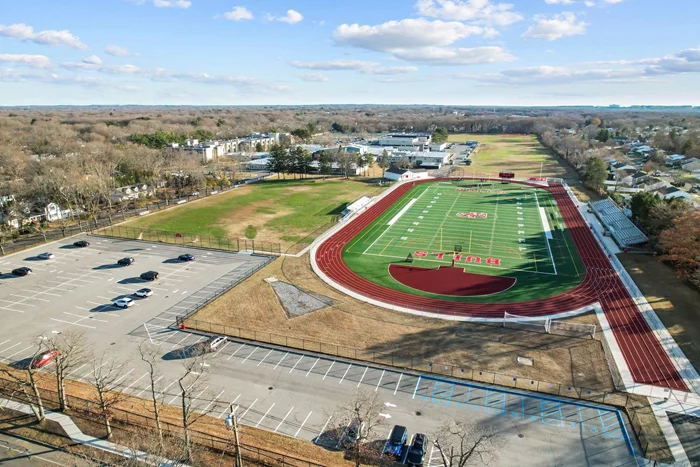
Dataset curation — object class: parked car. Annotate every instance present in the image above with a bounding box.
[37,252,55,260]
[195,336,227,354]
[133,288,153,298]
[340,419,365,449]
[405,433,427,467]
[178,253,195,262]
[383,425,408,459]
[31,349,60,369]
[117,257,135,266]
[12,267,32,276]
[73,240,90,248]
[140,271,159,281]
[191,191,200,196]
[113,297,134,308]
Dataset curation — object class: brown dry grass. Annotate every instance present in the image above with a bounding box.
[190,253,613,390]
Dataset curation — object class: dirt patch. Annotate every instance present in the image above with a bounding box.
[618,253,700,373]
[220,199,294,241]
[190,253,613,390]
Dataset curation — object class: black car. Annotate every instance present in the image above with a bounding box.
[140,271,159,281]
[178,254,195,262]
[12,267,33,276]
[117,257,135,266]
[405,433,427,467]
[73,240,90,248]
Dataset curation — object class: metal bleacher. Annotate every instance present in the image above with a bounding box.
[590,198,648,247]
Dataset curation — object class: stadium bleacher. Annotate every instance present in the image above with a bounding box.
[590,198,648,247]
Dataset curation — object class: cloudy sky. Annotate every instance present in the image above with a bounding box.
[1,0,698,106]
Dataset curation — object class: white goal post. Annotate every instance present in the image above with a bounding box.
[503,312,596,339]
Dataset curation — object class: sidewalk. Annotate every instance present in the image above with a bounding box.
[0,398,183,466]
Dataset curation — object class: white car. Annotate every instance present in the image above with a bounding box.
[113,298,134,308]
[133,288,153,298]
[38,252,55,260]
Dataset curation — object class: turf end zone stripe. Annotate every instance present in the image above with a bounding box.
[387,198,418,226]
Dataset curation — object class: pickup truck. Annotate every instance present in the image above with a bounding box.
[383,425,407,460]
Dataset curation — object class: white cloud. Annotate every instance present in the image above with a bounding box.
[0,23,87,49]
[277,9,304,24]
[545,0,575,3]
[224,6,254,21]
[128,0,191,8]
[0,54,52,69]
[472,65,640,85]
[104,45,134,56]
[290,60,419,74]
[415,0,523,27]
[333,19,515,65]
[297,72,329,82]
[585,1,595,6]
[521,13,587,40]
[604,0,624,3]
[83,55,102,65]
[334,19,485,51]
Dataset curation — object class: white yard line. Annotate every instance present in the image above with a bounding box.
[535,192,557,275]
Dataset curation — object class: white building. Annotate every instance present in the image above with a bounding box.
[389,150,450,169]
[385,168,430,181]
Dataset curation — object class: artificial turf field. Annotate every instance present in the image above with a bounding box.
[342,180,585,303]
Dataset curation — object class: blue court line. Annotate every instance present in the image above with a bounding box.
[598,409,624,439]
[418,374,636,458]
[484,390,506,416]
[540,400,563,427]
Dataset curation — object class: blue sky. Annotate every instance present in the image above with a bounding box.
[1,0,699,106]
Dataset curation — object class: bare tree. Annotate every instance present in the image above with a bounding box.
[176,354,212,462]
[87,352,129,438]
[138,340,164,447]
[46,331,88,411]
[431,420,504,467]
[334,388,386,467]
[0,336,47,421]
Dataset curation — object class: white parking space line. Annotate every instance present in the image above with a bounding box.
[11,294,49,302]
[339,364,352,384]
[124,373,148,392]
[289,355,304,374]
[50,318,96,329]
[227,344,246,361]
[322,361,335,380]
[239,398,258,420]
[294,411,313,438]
[241,346,259,364]
[256,403,276,427]
[171,333,191,349]
[218,394,242,419]
[305,358,320,377]
[212,341,230,358]
[113,369,135,386]
[257,349,273,367]
[158,379,178,400]
[0,299,36,308]
[6,345,33,361]
[315,416,333,443]
[275,406,294,432]
[66,363,87,378]
[375,370,385,392]
[168,381,195,404]
[200,389,225,415]
[273,352,288,370]
[135,375,162,398]
[0,339,12,349]
[0,342,23,355]
[394,374,403,395]
[357,367,369,387]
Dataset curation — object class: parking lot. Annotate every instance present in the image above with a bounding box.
[0,235,638,466]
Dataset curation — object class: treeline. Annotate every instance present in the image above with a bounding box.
[129,129,215,149]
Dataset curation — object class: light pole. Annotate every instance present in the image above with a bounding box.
[225,404,243,467]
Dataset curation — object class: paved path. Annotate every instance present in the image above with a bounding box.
[0,431,91,467]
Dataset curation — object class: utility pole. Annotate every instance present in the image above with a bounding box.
[225,404,243,467]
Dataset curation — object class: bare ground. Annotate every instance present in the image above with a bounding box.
[190,253,614,391]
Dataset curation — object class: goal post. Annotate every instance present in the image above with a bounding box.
[548,319,596,339]
[503,312,550,333]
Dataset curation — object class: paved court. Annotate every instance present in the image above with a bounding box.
[0,235,638,466]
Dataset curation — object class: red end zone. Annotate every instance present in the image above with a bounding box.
[389,264,516,297]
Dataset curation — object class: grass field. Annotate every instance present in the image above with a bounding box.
[123,179,383,250]
[342,180,585,302]
[448,133,598,202]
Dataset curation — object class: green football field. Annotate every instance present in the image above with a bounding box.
[342,180,585,303]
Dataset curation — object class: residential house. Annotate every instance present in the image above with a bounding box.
[681,158,700,172]
[653,185,692,200]
[665,154,687,166]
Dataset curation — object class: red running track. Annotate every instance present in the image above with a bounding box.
[315,178,687,391]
